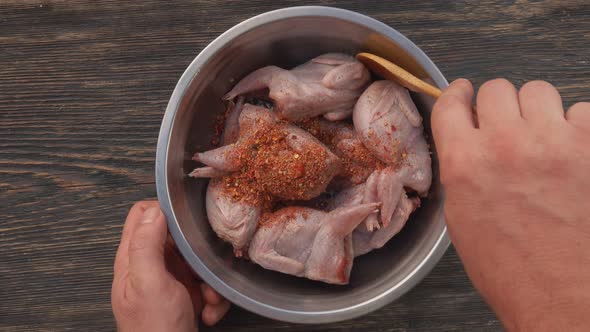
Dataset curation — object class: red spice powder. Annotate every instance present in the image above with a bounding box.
[297,118,385,184]
[216,113,406,219]
[218,118,333,208]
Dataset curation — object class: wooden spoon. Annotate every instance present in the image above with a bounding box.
[356,52,442,98]
[357,52,478,124]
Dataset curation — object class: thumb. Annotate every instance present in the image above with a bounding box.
[128,207,168,278]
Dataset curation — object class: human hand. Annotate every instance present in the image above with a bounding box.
[432,79,590,331]
[112,200,230,331]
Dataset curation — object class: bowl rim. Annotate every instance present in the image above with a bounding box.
[156,5,450,324]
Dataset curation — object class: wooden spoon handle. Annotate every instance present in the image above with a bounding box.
[356,52,481,126]
[356,52,442,98]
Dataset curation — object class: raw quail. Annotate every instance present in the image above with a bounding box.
[224,53,371,121]
[248,202,380,284]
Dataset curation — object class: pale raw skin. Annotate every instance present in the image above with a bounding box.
[205,179,260,254]
[248,203,379,284]
[352,80,432,231]
[352,191,419,256]
[328,184,419,256]
[196,105,259,254]
[353,80,432,195]
[224,53,371,121]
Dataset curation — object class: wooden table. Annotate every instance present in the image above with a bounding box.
[2,1,589,331]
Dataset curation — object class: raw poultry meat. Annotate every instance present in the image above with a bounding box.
[349,80,431,230]
[189,98,245,178]
[353,80,432,196]
[248,203,379,284]
[194,104,341,254]
[205,179,261,255]
[191,104,341,201]
[360,167,405,231]
[305,118,406,231]
[352,192,419,256]
[298,118,384,189]
[328,184,420,256]
[191,57,432,284]
[192,103,277,173]
[197,101,259,255]
[224,53,371,121]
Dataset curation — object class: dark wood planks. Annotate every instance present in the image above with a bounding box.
[1,0,589,331]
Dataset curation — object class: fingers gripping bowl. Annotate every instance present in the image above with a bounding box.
[156,6,450,323]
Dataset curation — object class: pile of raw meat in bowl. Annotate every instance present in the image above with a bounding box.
[190,53,432,285]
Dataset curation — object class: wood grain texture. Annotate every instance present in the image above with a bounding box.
[1,0,589,331]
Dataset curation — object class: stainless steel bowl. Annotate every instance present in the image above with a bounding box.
[156,6,450,324]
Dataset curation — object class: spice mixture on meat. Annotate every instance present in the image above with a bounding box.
[189,53,432,285]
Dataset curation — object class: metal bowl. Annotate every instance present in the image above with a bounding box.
[156,6,449,324]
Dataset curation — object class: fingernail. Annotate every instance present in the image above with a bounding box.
[141,207,160,224]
